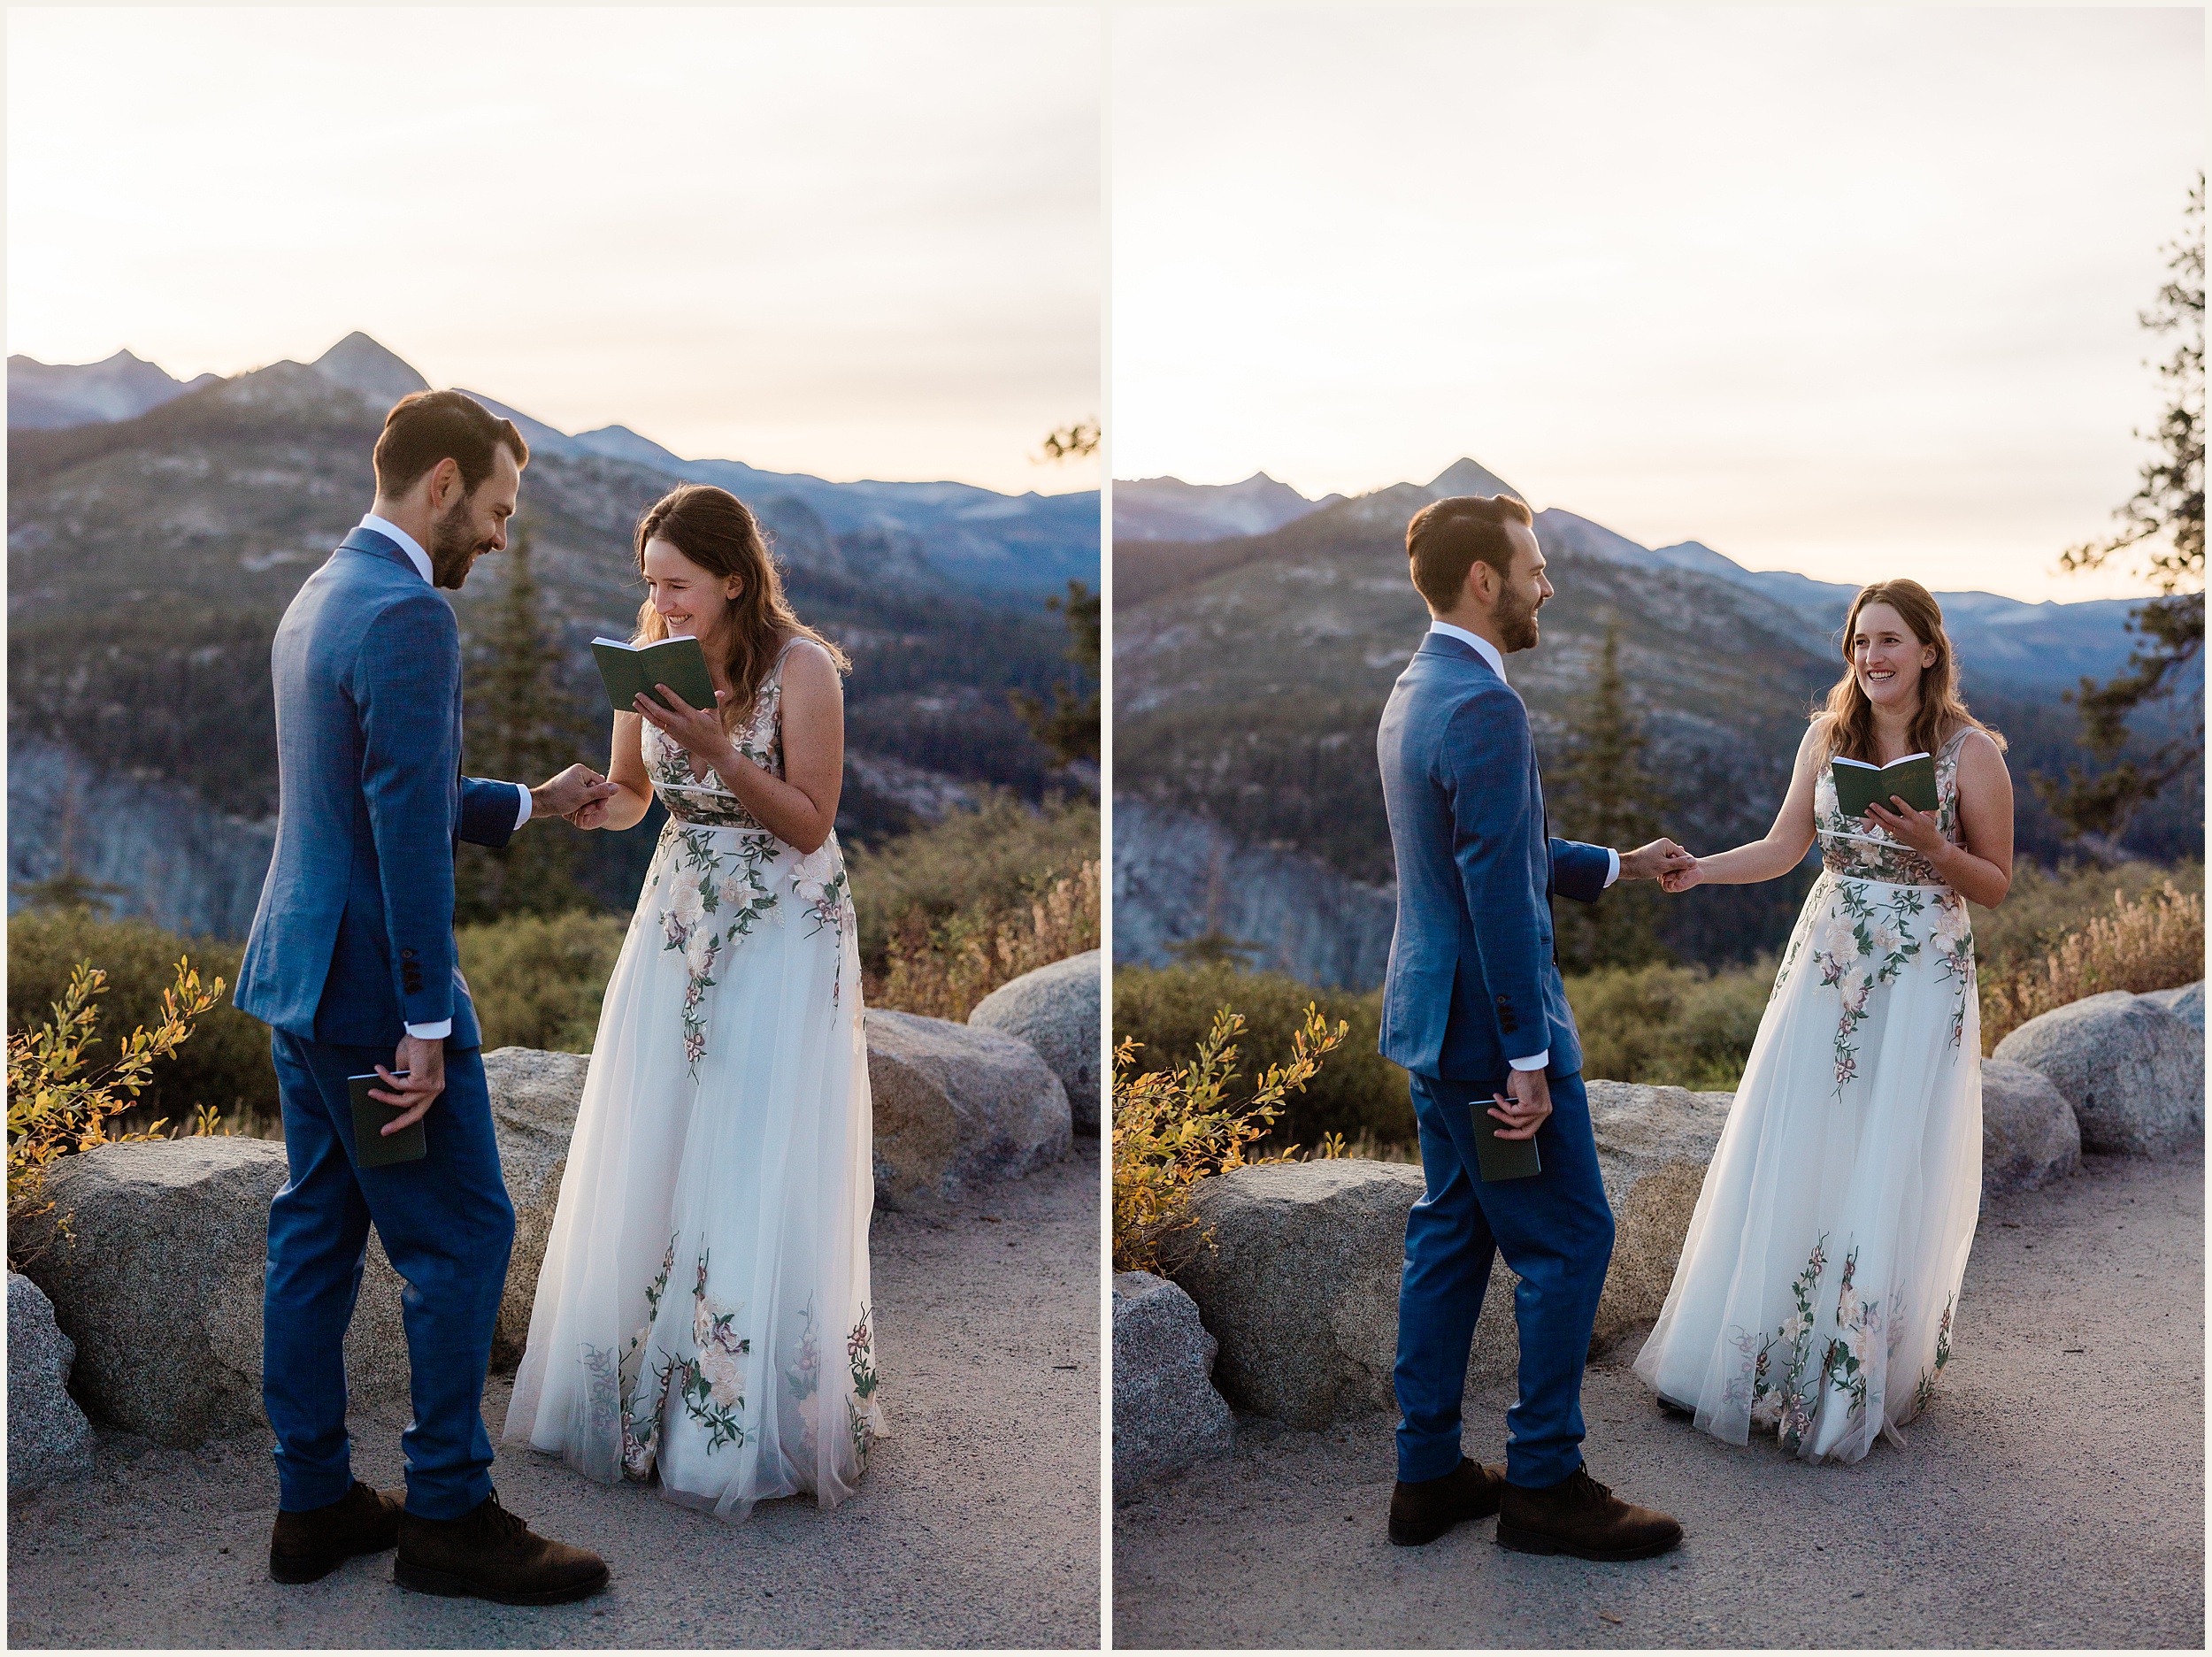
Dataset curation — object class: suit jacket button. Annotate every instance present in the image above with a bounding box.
[401,948,418,960]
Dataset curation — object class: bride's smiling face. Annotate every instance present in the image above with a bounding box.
[1849,601,1936,711]
[643,537,741,646]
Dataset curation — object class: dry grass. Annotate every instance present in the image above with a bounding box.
[1980,878,2206,1050]
[870,859,1100,1023]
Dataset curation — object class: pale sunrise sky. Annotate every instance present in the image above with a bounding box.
[7,7,1101,495]
[1112,7,2203,602]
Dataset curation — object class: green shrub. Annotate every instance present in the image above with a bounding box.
[1113,963,1412,1153]
[7,908,275,1130]
[1564,960,1773,1092]
[455,909,629,1053]
[845,793,1100,976]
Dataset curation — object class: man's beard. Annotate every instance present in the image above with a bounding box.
[1495,581,1541,652]
[427,495,488,587]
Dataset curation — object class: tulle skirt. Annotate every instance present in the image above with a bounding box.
[1634,871,1982,1463]
[503,819,886,1518]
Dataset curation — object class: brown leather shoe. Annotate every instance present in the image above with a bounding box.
[395,1492,609,1605]
[269,1480,404,1584]
[1496,1463,1683,1561]
[1389,1455,1507,1546]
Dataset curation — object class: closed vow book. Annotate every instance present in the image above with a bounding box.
[349,1072,427,1168]
[1473,1103,1542,1183]
[591,634,715,716]
[1831,752,1939,819]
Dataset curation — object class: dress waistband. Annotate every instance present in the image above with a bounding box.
[1816,868,1955,896]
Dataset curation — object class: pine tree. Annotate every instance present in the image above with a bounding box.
[1011,579,1100,767]
[456,524,597,921]
[1551,622,1671,971]
[2047,173,2205,841]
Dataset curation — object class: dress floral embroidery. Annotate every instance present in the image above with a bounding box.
[1636,725,1984,1463]
[506,633,885,1519]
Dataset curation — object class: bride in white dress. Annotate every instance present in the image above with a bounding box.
[504,483,884,1519]
[1635,579,2015,1463]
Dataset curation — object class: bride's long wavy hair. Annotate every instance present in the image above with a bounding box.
[630,484,849,729]
[1814,579,2004,763]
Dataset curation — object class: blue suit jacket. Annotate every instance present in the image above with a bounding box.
[235,528,520,1047]
[1376,633,1612,1081]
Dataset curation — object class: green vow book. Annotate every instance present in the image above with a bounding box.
[1473,1101,1543,1183]
[1831,752,1939,820]
[349,1072,427,1168]
[591,634,715,716]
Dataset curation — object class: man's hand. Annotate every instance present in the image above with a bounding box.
[369,1033,447,1136]
[532,763,619,821]
[1489,1065,1552,1141]
[1618,837,1695,882]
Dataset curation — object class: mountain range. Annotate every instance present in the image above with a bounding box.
[7,333,1098,937]
[1115,459,2147,694]
[1112,458,2193,984]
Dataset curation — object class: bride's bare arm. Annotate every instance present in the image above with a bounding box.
[574,713,650,832]
[1671,723,1824,888]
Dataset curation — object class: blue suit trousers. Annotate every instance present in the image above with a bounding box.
[1394,1070,1616,1487]
[263,1032,515,1517]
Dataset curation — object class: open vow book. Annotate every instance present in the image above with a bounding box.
[590,634,715,715]
[1831,752,1939,818]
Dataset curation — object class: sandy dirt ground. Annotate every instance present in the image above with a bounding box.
[9,1143,1102,1650]
[1113,1147,2204,1650]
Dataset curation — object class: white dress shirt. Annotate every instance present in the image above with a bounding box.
[1427,619,1620,1072]
[359,514,532,1040]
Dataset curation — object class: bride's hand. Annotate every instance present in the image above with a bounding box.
[1864,796,1944,858]
[1660,858,1704,894]
[634,684,735,764]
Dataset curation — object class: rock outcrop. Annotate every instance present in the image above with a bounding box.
[8,1272,94,1492]
[969,951,1102,1135]
[483,1047,592,1369]
[1993,992,2205,1156]
[1171,1159,1417,1427]
[865,1009,1072,1210]
[1978,1058,2082,1197]
[15,1137,411,1446]
[2140,980,2205,1035]
[1171,1085,1737,1425]
[1112,1271,1233,1496]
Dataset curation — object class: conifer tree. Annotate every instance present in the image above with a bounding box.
[2047,173,2205,840]
[456,524,596,921]
[1552,621,1671,971]
[1011,579,1100,767]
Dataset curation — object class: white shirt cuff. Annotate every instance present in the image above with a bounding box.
[403,1019,453,1040]
[1508,1049,1549,1071]
[514,783,533,829]
[1604,848,1621,887]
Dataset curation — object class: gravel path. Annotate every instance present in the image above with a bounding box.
[1113,1147,2203,1650]
[8,1143,1102,1650]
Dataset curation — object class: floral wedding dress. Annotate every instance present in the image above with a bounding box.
[1634,725,1982,1463]
[505,639,885,1518]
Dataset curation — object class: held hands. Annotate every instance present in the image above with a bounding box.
[1659,858,1704,894]
[633,684,736,767]
[369,1033,447,1136]
[1618,837,1695,883]
[532,763,619,824]
[1864,796,1945,860]
[1489,1065,1552,1141]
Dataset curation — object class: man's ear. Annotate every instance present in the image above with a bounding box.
[426,456,463,513]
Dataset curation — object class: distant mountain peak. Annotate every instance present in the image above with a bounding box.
[310,332,429,410]
[1425,456,1525,503]
[573,424,688,470]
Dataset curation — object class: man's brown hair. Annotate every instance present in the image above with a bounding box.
[1406,493,1533,612]
[372,389,529,498]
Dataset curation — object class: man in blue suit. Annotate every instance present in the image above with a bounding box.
[1376,493,1688,1560]
[236,390,617,1602]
